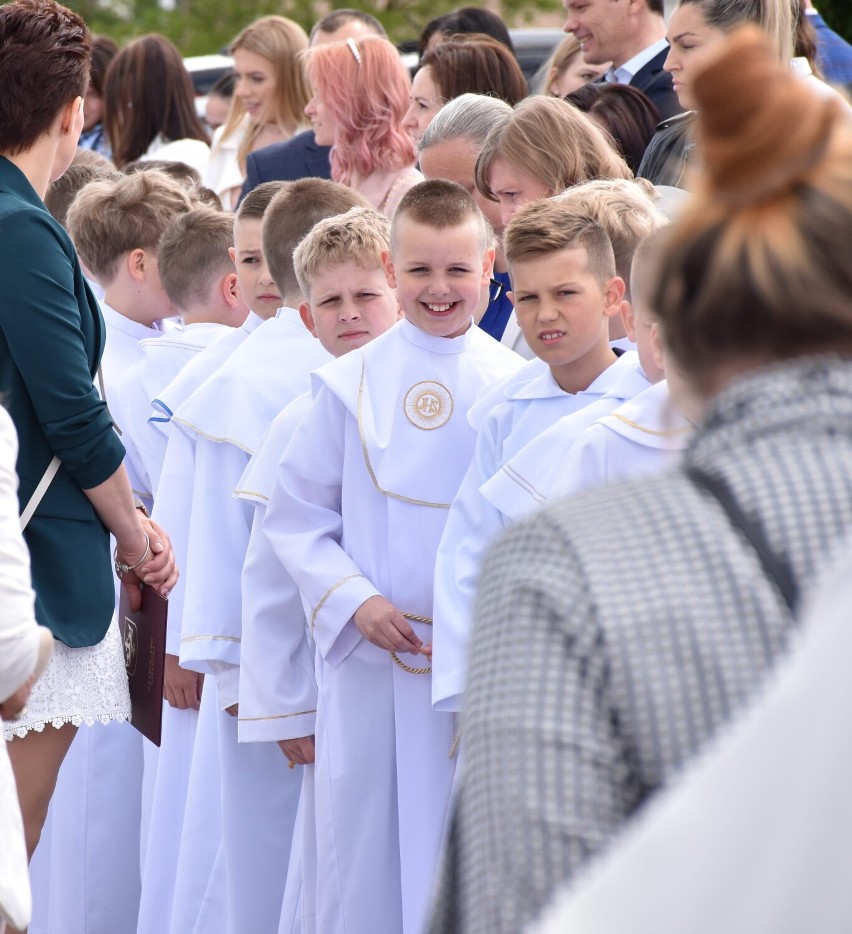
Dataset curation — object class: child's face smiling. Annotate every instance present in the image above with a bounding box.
[383,217,493,340]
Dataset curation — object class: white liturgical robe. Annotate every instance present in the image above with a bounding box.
[119,321,229,503]
[552,379,694,498]
[264,318,522,934]
[432,352,650,712]
[170,308,329,934]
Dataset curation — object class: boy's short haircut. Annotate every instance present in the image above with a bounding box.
[555,179,667,295]
[235,181,288,223]
[629,228,667,318]
[158,207,235,311]
[390,179,488,253]
[503,198,616,285]
[124,158,202,189]
[262,179,370,298]
[294,207,391,298]
[66,169,194,283]
[45,161,122,230]
[71,147,116,171]
[192,186,223,211]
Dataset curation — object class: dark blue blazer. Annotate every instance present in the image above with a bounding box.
[0,157,125,647]
[629,47,683,122]
[239,129,332,204]
[810,12,852,87]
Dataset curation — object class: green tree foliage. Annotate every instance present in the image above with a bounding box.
[818,0,852,42]
[65,0,563,56]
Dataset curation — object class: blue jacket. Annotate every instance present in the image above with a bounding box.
[0,156,125,647]
[239,129,332,204]
[810,11,852,87]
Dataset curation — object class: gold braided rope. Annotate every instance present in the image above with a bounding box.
[389,651,432,674]
[389,612,433,672]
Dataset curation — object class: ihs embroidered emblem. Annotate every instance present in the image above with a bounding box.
[403,381,453,430]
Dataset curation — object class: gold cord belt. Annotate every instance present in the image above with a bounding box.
[389,612,432,673]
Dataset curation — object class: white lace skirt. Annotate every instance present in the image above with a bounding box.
[3,617,131,741]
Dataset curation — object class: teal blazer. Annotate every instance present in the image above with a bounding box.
[0,156,125,647]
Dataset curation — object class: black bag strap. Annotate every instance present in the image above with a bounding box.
[685,465,798,614]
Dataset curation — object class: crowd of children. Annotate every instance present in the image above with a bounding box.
[30,132,689,934]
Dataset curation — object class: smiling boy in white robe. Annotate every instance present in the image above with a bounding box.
[264,180,522,934]
[236,208,402,934]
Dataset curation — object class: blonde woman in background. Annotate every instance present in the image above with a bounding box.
[205,15,311,209]
[535,34,611,97]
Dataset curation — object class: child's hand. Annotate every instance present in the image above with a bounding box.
[354,596,423,655]
[163,653,204,710]
[278,735,315,766]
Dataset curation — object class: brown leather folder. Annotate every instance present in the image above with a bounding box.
[118,587,167,747]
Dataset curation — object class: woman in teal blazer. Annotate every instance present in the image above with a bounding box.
[0,0,177,871]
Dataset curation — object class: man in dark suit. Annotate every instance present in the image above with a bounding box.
[563,0,682,120]
[239,9,386,204]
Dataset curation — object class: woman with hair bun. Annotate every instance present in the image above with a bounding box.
[205,15,310,209]
[433,27,852,934]
[305,35,422,216]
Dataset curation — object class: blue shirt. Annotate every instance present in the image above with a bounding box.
[478,271,514,342]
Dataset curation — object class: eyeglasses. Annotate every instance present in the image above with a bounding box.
[489,277,505,302]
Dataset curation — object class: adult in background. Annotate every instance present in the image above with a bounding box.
[563,0,682,120]
[638,0,808,188]
[419,7,515,55]
[430,27,852,933]
[104,33,210,174]
[77,34,117,158]
[566,82,660,171]
[205,15,310,209]
[417,93,530,354]
[474,95,632,231]
[305,35,422,216]
[0,7,176,934]
[532,33,611,96]
[238,10,386,201]
[403,34,528,146]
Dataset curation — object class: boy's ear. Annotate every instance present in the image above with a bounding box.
[650,320,665,374]
[620,299,636,339]
[506,290,515,308]
[603,275,626,318]
[228,246,236,264]
[127,248,147,284]
[481,246,496,283]
[222,272,240,307]
[299,301,318,337]
[381,250,396,288]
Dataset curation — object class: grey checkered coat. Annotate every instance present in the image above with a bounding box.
[431,357,852,934]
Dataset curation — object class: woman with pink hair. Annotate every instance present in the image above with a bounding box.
[305,35,422,216]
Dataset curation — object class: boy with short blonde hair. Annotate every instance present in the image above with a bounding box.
[555,178,666,345]
[236,208,402,930]
[433,194,655,714]
[263,179,522,934]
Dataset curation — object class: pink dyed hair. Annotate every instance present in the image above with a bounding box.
[307,35,416,185]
